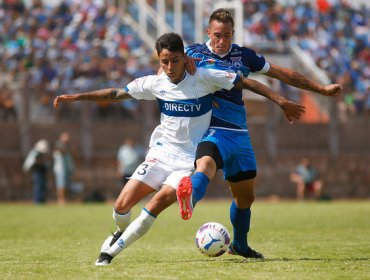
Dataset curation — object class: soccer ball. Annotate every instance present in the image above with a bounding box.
[195,222,231,257]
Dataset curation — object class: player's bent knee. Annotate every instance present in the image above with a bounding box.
[196,156,217,178]
[196,156,214,169]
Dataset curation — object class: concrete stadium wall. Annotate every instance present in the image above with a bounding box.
[0,121,369,201]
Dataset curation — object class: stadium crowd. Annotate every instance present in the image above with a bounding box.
[0,0,368,121]
[0,0,155,120]
[241,0,369,118]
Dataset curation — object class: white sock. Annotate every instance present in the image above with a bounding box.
[99,210,132,252]
[105,208,156,257]
[113,209,131,231]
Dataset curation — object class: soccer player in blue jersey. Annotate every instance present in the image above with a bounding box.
[176,8,343,259]
[54,32,304,266]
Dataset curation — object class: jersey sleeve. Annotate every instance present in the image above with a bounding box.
[241,47,270,73]
[125,75,157,100]
[198,67,241,93]
[185,45,210,68]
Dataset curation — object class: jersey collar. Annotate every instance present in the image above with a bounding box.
[206,40,232,58]
[166,71,187,85]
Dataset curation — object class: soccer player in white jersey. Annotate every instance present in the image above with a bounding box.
[54,32,305,266]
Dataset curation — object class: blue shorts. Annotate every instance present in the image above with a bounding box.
[200,128,256,180]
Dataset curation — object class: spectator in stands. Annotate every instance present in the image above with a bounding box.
[117,137,141,186]
[0,84,17,121]
[53,132,74,205]
[23,139,50,204]
[290,158,323,200]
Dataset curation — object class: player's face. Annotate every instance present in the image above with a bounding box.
[207,20,234,55]
[158,49,185,83]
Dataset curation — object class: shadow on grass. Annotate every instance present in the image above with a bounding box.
[264,257,369,262]
[142,256,369,265]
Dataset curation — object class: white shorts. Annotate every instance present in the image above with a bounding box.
[130,147,194,191]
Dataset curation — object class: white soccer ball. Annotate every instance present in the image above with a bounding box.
[195,222,231,257]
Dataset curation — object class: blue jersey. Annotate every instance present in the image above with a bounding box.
[186,43,269,131]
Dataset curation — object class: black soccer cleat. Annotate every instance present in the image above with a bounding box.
[95,252,113,266]
[228,243,264,259]
[110,230,123,246]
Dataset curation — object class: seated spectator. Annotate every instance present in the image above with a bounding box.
[290,158,323,200]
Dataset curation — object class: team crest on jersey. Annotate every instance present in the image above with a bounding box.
[230,57,242,68]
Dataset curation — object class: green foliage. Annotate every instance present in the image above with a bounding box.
[0,201,369,280]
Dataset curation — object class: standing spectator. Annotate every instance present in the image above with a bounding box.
[290,158,323,200]
[0,84,17,121]
[117,137,141,186]
[23,139,50,204]
[53,132,74,205]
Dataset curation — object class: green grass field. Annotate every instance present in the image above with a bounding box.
[0,200,369,280]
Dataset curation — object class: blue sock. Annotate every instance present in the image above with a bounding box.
[191,172,209,205]
[230,200,250,251]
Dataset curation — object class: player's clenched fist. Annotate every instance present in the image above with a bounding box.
[320,84,343,97]
[53,94,78,108]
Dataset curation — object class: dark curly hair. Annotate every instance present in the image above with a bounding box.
[155,32,184,56]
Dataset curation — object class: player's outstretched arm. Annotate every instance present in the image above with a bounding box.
[265,64,343,97]
[238,77,306,123]
[53,88,131,108]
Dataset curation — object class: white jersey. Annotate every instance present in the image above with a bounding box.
[126,68,239,158]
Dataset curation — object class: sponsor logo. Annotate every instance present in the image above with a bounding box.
[146,157,158,163]
[117,238,125,248]
[205,59,216,64]
[224,72,236,79]
[163,102,201,112]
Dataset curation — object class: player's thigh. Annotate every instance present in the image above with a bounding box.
[228,178,256,208]
[145,185,177,216]
[115,179,155,212]
[144,167,193,215]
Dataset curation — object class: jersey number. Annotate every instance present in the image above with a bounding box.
[207,129,216,137]
[137,164,149,175]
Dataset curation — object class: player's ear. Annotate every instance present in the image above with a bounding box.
[206,28,211,37]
